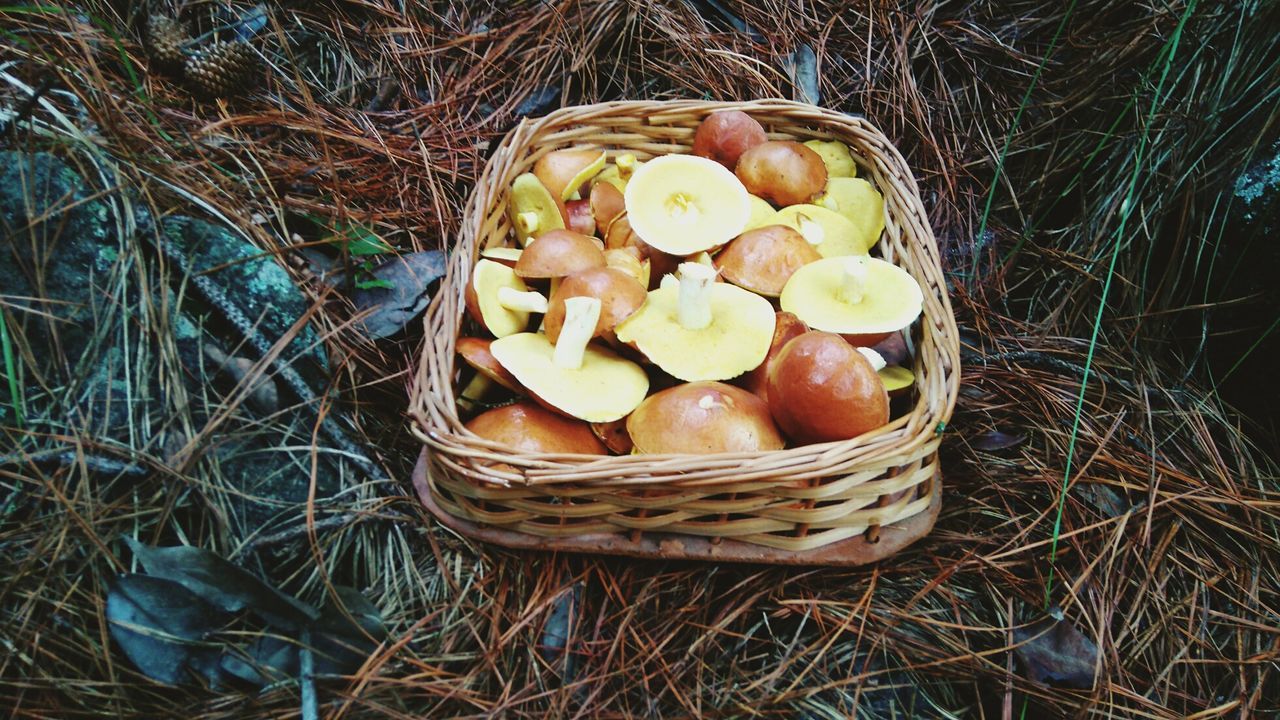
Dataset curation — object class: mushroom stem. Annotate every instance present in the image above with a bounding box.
[796,212,825,246]
[460,372,493,401]
[515,211,540,237]
[552,296,602,370]
[836,255,869,305]
[497,287,548,314]
[676,262,716,330]
[855,347,887,371]
[549,276,562,299]
[616,153,637,180]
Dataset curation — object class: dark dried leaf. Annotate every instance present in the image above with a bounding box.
[125,538,319,631]
[973,429,1026,451]
[791,44,819,106]
[106,574,228,686]
[1013,611,1099,689]
[312,586,388,675]
[515,86,561,118]
[351,250,446,339]
[540,583,581,680]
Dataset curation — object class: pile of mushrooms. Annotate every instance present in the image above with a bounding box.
[457,111,926,457]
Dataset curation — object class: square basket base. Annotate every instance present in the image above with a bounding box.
[412,449,941,566]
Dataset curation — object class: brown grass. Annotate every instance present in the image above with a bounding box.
[0,1,1276,717]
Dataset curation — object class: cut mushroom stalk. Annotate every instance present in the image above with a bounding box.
[460,373,494,401]
[677,262,715,330]
[516,211,541,237]
[616,153,637,179]
[855,346,887,371]
[796,213,825,246]
[497,287,549,314]
[552,296,602,370]
[837,255,869,305]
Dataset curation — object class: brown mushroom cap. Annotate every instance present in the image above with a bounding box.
[604,215,680,289]
[565,199,596,236]
[590,181,626,231]
[457,337,521,392]
[466,401,607,455]
[533,149,607,200]
[628,382,784,454]
[691,110,768,170]
[738,311,810,398]
[735,141,828,207]
[715,225,821,297]
[766,331,890,444]
[543,266,647,343]
[514,229,606,279]
[591,418,635,454]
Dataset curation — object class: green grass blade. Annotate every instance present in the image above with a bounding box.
[1044,0,1200,608]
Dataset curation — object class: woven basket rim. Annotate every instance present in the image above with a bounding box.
[410,99,960,487]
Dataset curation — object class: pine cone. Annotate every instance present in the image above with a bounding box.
[145,14,188,74]
[184,41,257,99]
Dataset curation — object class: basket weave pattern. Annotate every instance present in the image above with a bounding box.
[410,99,959,559]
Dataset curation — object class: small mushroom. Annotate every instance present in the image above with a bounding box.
[467,402,607,456]
[507,173,567,247]
[628,382,784,454]
[738,311,810,399]
[780,256,924,347]
[624,154,750,256]
[803,139,857,178]
[614,262,776,382]
[735,141,827,207]
[773,204,871,257]
[590,181,626,230]
[514,228,606,298]
[766,331,890,444]
[691,110,768,170]
[456,336,521,405]
[591,418,634,455]
[592,153,641,192]
[603,247,651,288]
[490,297,649,422]
[870,331,909,366]
[465,259,549,338]
[565,198,596,236]
[815,177,884,250]
[714,225,821,297]
[543,266,647,344]
[605,215,680,289]
[533,149,607,201]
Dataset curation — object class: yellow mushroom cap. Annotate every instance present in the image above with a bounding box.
[773,204,872,257]
[466,259,533,338]
[803,139,858,178]
[816,177,885,250]
[490,333,649,422]
[780,256,924,336]
[614,264,775,382]
[507,173,566,247]
[623,154,750,256]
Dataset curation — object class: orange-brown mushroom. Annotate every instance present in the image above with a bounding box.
[514,229,605,281]
[738,311,810,399]
[766,331,889,444]
[466,402,607,455]
[691,110,768,170]
[628,382,784,454]
[735,141,828,207]
[533,149,607,201]
[543,266,647,344]
[714,225,821,297]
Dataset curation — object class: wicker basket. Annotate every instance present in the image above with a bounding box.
[409,99,959,565]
